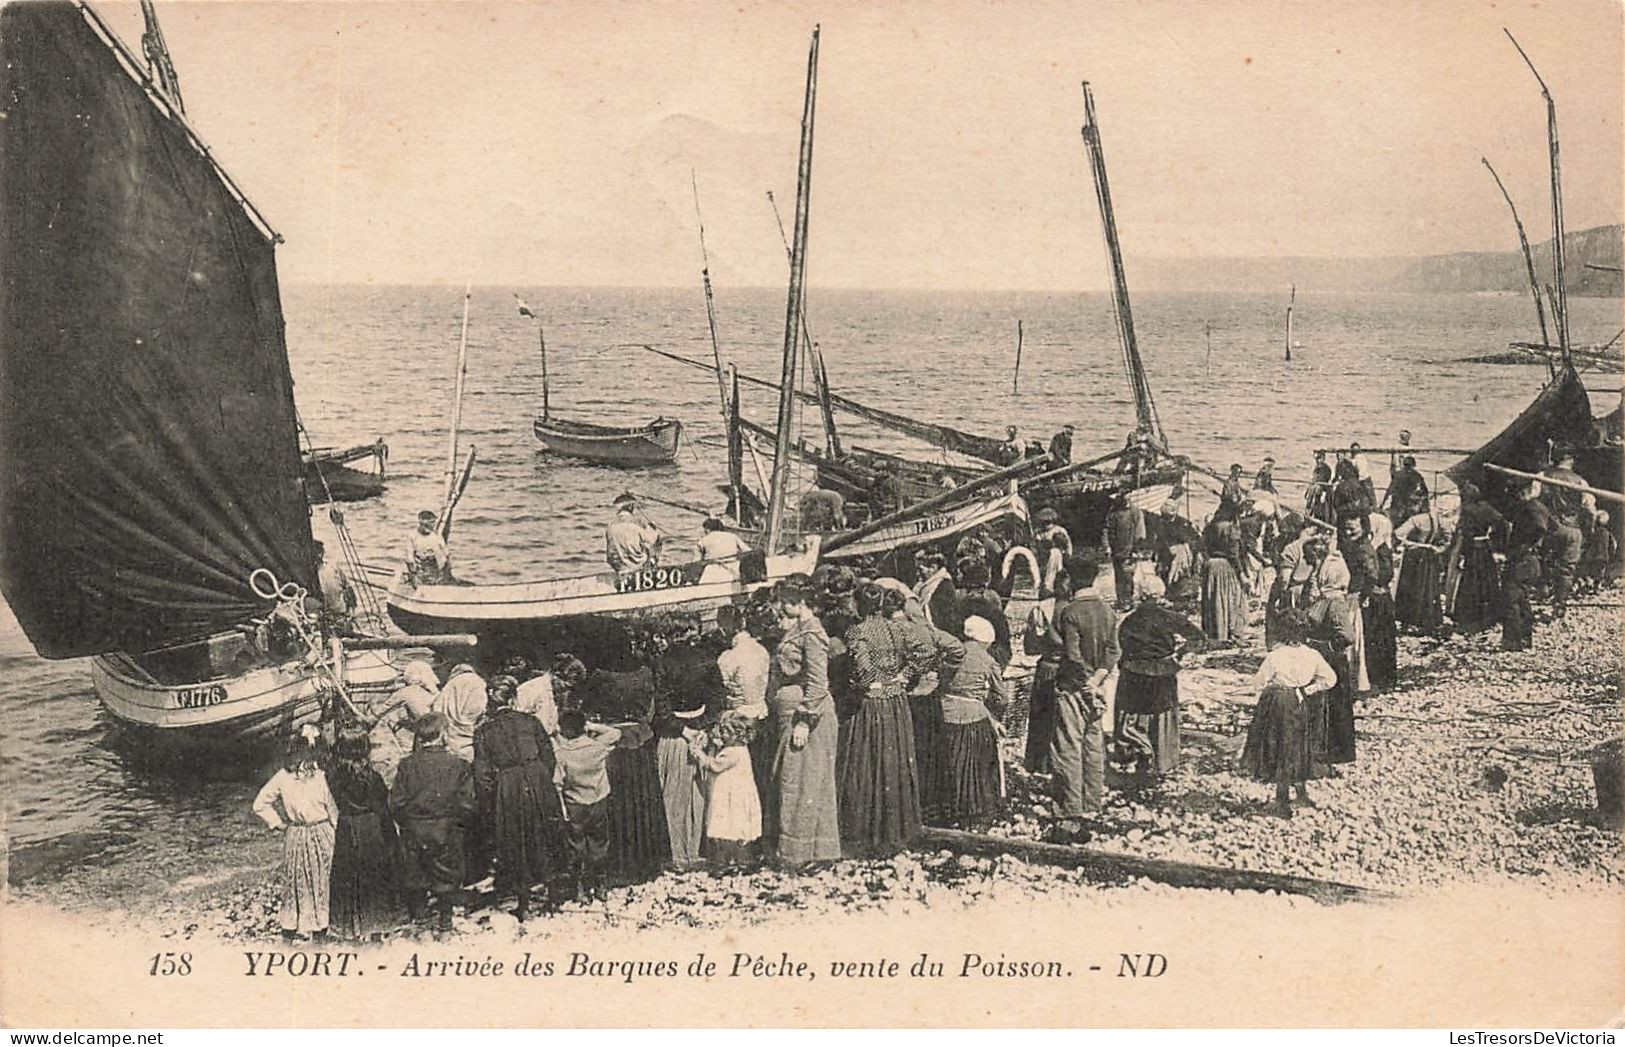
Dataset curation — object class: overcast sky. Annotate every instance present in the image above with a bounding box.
[97,0,1624,289]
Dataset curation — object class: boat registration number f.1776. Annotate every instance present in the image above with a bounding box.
[613,563,706,595]
[173,684,229,709]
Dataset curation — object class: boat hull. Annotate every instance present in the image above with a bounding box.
[533,416,682,467]
[304,441,387,504]
[92,646,398,744]
[387,543,820,645]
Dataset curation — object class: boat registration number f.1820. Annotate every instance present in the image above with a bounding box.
[613,563,705,595]
[173,684,229,709]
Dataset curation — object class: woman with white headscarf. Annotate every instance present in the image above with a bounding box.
[938,616,1008,825]
[1113,574,1204,779]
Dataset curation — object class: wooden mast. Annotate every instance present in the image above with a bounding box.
[1012,320,1024,394]
[1482,157,1552,363]
[444,285,472,506]
[1080,82,1166,450]
[764,26,819,554]
[813,351,842,458]
[1505,29,1570,363]
[691,170,731,417]
[138,0,184,113]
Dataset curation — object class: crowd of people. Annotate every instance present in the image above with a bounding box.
[252,440,1615,942]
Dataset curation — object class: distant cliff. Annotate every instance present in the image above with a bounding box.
[1134,223,1623,296]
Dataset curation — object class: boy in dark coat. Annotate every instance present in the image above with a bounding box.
[390,712,478,933]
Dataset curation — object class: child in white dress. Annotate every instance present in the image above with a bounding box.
[696,716,761,866]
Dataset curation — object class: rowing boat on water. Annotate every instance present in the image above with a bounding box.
[304,439,389,503]
[532,415,683,466]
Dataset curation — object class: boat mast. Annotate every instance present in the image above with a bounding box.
[691,170,731,417]
[767,188,825,450]
[137,0,184,114]
[444,285,472,509]
[1080,82,1166,450]
[1285,285,1294,362]
[763,26,819,554]
[1505,30,1570,365]
[813,350,842,457]
[1481,156,1553,369]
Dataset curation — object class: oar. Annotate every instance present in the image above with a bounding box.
[628,490,717,518]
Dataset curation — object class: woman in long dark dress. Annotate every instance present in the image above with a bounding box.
[886,587,955,825]
[770,576,842,864]
[1303,541,1358,767]
[1449,482,1507,634]
[473,675,564,919]
[1328,458,1372,523]
[578,642,671,883]
[1113,575,1204,779]
[939,616,1008,824]
[1355,515,1398,690]
[839,582,923,858]
[1394,509,1446,634]
[1201,507,1247,642]
[1020,569,1071,774]
[651,628,718,869]
[327,726,398,940]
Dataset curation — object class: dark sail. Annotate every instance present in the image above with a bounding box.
[0,3,316,659]
[1446,364,1593,514]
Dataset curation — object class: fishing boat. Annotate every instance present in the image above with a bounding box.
[387,27,827,645]
[519,295,684,466]
[0,2,401,745]
[531,416,684,467]
[304,439,389,503]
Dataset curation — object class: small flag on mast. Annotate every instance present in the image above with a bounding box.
[514,294,534,318]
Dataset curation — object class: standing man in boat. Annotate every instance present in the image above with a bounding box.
[1252,457,1278,495]
[605,492,663,572]
[313,541,357,636]
[1048,423,1076,466]
[1541,448,1593,620]
[999,426,1025,466]
[404,510,452,587]
[698,517,751,564]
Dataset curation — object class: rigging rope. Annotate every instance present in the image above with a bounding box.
[248,568,367,723]
[293,409,386,630]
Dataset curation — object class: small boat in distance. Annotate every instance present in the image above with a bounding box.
[520,295,683,466]
[303,439,388,503]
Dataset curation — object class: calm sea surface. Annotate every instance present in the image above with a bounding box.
[3,284,1620,880]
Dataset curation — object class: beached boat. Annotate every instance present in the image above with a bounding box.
[532,415,683,466]
[0,2,402,744]
[304,439,388,503]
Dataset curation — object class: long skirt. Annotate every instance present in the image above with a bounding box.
[772,712,841,864]
[1113,706,1180,775]
[1201,558,1247,642]
[909,691,948,824]
[278,821,336,935]
[1362,591,1398,690]
[1453,542,1502,632]
[329,812,396,939]
[1239,685,1321,784]
[942,719,1003,822]
[604,742,672,883]
[1501,555,1540,651]
[488,764,565,895]
[656,735,705,866]
[1394,547,1443,632]
[748,718,778,847]
[1312,647,1357,765]
[1023,662,1057,774]
[838,694,921,859]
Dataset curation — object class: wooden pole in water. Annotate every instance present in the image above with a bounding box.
[1285,285,1295,361]
[764,26,820,556]
[443,284,471,508]
[1012,320,1024,394]
[1482,157,1552,355]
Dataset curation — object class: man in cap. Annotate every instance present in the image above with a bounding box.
[1105,492,1145,610]
[1541,449,1594,619]
[403,509,452,586]
[1000,426,1025,466]
[1050,553,1118,840]
[390,712,478,934]
[1383,455,1429,528]
[1306,450,1333,522]
[1252,456,1277,495]
[1221,463,1246,510]
[1033,506,1073,597]
[1048,423,1076,466]
[604,492,663,572]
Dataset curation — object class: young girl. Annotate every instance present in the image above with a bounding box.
[1240,610,1338,817]
[253,727,338,940]
[697,716,762,866]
